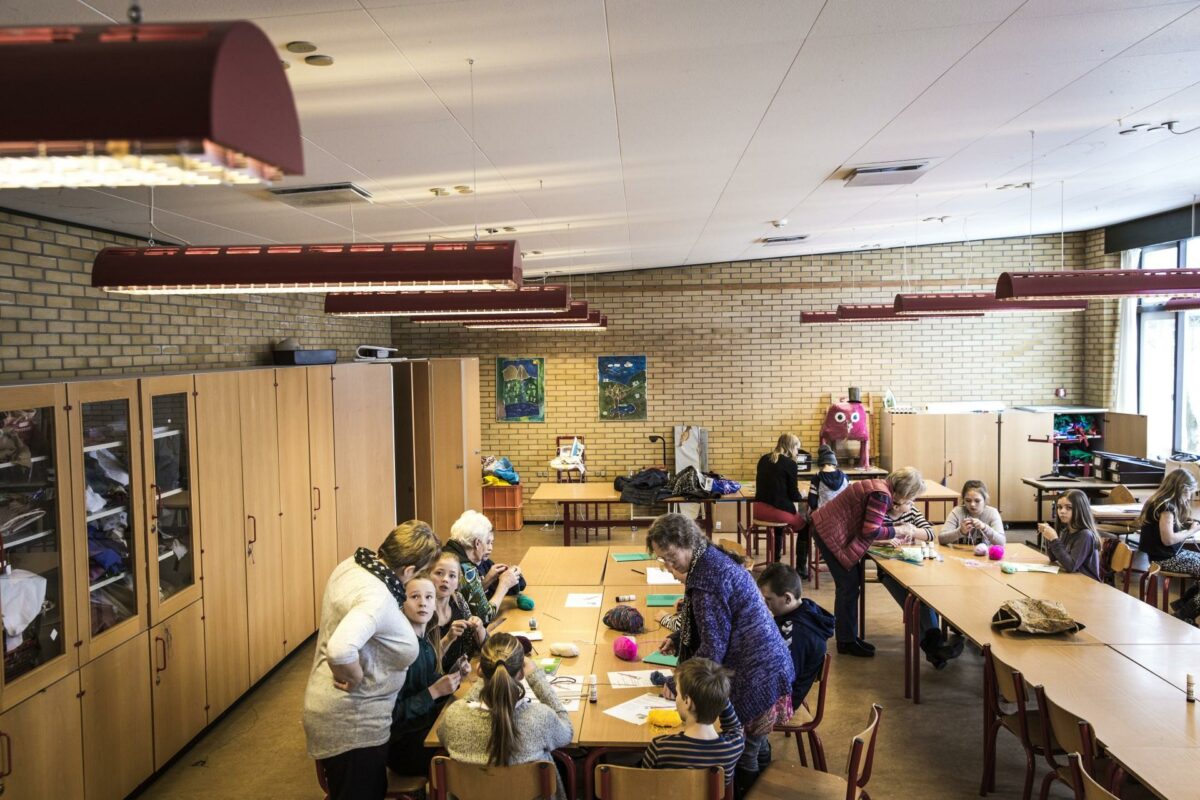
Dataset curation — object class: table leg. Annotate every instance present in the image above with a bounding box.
[1035,488,1044,549]
[562,502,572,547]
[903,594,914,700]
[910,598,921,704]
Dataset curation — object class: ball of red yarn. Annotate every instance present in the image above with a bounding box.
[613,635,639,661]
[988,545,1005,561]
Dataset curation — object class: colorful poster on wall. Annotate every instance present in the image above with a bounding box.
[598,356,647,420]
[496,357,545,422]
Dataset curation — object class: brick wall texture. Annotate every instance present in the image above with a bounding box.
[0,209,390,381]
[397,231,1119,519]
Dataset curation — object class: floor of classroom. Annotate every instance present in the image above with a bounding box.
[135,523,1078,800]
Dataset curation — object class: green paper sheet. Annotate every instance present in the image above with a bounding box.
[643,651,679,667]
[647,594,684,607]
[612,552,656,562]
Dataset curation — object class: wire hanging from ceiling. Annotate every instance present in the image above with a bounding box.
[468,57,478,242]
[1027,130,1035,269]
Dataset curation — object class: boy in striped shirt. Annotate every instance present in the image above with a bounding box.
[641,657,745,786]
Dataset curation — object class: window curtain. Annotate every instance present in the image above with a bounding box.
[1111,248,1140,412]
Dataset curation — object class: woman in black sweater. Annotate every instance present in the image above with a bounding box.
[754,433,809,571]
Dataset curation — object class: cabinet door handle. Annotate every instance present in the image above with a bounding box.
[155,635,168,675]
[313,486,321,512]
[0,731,11,778]
[150,483,162,523]
[246,515,258,557]
[947,459,954,477]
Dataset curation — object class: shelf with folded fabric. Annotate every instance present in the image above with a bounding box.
[82,439,127,454]
[85,505,127,524]
[88,571,129,592]
[0,454,49,470]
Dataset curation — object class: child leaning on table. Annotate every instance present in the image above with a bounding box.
[1037,489,1102,581]
[756,563,834,708]
[640,657,745,786]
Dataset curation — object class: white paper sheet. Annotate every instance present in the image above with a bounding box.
[646,567,681,585]
[607,669,666,689]
[564,593,603,608]
[546,675,583,712]
[602,692,677,725]
[517,630,544,641]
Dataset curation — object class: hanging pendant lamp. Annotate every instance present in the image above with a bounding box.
[462,311,607,331]
[410,300,590,325]
[0,21,303,187]
[894,292,1087,314]
[996,269,1200,300]
[1164,297,1200,312]
[837,304,923,322]
[325,284,567,316]
[91,240,522,294]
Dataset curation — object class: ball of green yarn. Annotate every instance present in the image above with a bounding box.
[517,593,535,611]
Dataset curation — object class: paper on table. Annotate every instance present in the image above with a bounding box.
[512,630,544,641]
[564,593,603,608]
[643,651,679,667]
[612,552,657,562]
[647,594,683,607]
[646,567,681,585]
[521,676,582,712]
[602,692,677,725]
[608,669,666,689]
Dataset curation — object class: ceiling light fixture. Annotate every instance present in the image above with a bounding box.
[996,269,1200,300]
[411,300,591,325]
[894,292,1087,315]
[285,41,317,53]
[92,240,522,295]
[462,311,607,331]
[325,284,568,317]
[304,54,333,66]
[1118,120,1199,135]
[1164,298,1200,312]
[0,19,303,187]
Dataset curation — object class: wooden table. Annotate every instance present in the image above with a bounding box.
[603,546,681,587]
[519,546,608,585]
[1103,747,1200,800]
[530,483,720,545]
[1110,644,1200,692]
[489,585,605,643]
[1021,477,1157,544]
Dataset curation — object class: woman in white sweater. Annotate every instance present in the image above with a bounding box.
[938,480,1006,546]
[304,520,441,800]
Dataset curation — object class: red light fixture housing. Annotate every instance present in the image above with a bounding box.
[996,269,1200,300]
[0,21,303,187]
[836,304,921,322]
[326,284,568,317]
[92,241,522,295]
[462,311,607,331]
[894,291,1088,314]
[1164,297,1200,312]
[410,300,591,325]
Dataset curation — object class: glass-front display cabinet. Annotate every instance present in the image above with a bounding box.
[0,385,78,709]
[67,380,146,663]
[139,376,201,623]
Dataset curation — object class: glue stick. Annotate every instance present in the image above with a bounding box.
[1188,673,1195,703]
[616,594,636,602]
[589,674,598,704]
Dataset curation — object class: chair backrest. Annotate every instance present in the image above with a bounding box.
[431,757,556,800]
[1105,484,1136,505]
[1068,753,1118,800]
[1034,686,1098,777]
[775,652,830,733]
[982,645,1036,746]
[595,764,724,800]
[843,703,883,797]
[1108,540,1133,574]
[555,435,585,483]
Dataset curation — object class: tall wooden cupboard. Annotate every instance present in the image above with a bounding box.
[332,363,397,559]
[393,358,483,533]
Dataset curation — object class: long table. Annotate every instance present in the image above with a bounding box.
[529,483,720,545]
[1021,476,1159,545]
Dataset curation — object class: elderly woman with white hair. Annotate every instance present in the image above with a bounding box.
[443,510,523,623]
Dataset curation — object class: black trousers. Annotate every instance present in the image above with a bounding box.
[813,534,860,643]
[322,742,389,800]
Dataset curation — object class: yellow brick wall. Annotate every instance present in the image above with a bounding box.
[396,232,1113,519]
[0,210,390,381]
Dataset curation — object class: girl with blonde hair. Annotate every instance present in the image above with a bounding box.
[754,433,808,567]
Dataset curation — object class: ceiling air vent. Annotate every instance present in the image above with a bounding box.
[843,160,931,187]
[758,234,809,246]
[268,181,373,207]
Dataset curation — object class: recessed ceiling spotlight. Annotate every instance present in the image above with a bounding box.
[485,227,499,235]
[531,250,543,255]
[286,41,318,53]
[454,185,473,194]
[771,218,789,228]
[304,54,334,67]
[429,187,450,197]
[503,226,517,232]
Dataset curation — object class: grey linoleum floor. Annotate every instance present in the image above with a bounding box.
[136,524,1081,800]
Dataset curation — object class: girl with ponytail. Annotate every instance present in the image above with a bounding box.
[437,633,573,797]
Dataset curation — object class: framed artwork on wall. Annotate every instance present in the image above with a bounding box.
[496,357,545,422]
[598,356,647,420]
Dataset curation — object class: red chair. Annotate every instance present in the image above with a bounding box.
[980,645,1054,799]
[314,761,424,800]
[747,703,882,800]
[772,652,832,771]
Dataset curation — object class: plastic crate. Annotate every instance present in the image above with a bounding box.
[482,484,522,509]
[484,507,524,532]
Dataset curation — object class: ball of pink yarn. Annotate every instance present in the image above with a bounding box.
[974,543,989,557]
[613,636,638,661]
[988,545,1005,561]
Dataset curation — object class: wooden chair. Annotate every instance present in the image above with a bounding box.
[431,756,557,800]
[314,761,424,800]
[1033,686,1114,800]
[744,518,794,570]
[594,764,726,800]
[1067,753,1118,800]
[746,702,882,800]
[555,434,586,483]
[1142,564,1192,613]
[773,652,832,771]
[980,645,1053,799]
[1108,541,1163,606]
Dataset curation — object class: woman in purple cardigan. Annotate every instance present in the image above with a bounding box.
[648,513,793,797]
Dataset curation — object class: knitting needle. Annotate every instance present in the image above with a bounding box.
[486,615,507,631]
[543,612,562,621]
[630,569,645,575]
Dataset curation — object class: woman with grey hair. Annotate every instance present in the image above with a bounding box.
[442,510,521,623]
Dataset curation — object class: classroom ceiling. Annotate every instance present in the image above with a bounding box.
[3,0,1200,277]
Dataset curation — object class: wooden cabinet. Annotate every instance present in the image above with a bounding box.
[80,630,153,800]
[0,672,84,799]
[1103,412,1149,458]
[998,411,1054,522]
[238,371,285,683]
[880,412,998,523]
[275,368,316,652]
[332,364,396,559]
[879,413,945,479]
[194,372,249,720]
[67,379,148,665]
[944,414,999,493]
[139,375,202,626]
[0,384,79,711]
[306,366,338,620]
[150,599,207,770]
[393,358,482,532]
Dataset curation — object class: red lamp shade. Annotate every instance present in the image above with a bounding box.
[996,269,1200,300]
[1164,297,1200,312]
[836,304,920,322]
[325,284,568,316]
[0,21,302,186]
[462,311,607,330]
[410,300,591,325]
[92,241,522,294]
[894,292,1087,314]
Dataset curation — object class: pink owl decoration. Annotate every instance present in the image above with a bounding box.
[819,401,871,468]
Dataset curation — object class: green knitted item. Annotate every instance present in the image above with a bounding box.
[517,593,535,611]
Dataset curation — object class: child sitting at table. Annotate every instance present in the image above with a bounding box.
[641,657,745,787]
[1136,470,1200,623]
[807,445,848,511]
[756,563,833,707]
[387,576,471,777]
[1037,489,1102,581]
[938,479,1006,546]
[428,551,487,673]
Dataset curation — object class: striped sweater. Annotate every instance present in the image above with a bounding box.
[641,700,745,782]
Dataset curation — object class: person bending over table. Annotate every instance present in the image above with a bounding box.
[648,513,793,796]
[811,466,926,658]
[443,510,522,624]
[938,479,1005,546]
[1136,470,1200,623]
[754,432,809,572]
